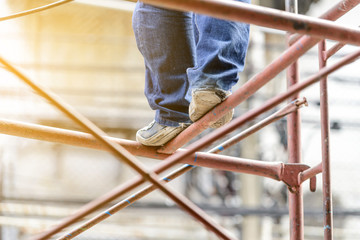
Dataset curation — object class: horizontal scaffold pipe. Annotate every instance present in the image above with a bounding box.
[288,0,360,45]
[141,0,360,46]
[0,118,283,181]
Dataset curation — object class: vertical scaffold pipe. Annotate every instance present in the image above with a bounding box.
[286,1,304,239]
[319,40,333,240]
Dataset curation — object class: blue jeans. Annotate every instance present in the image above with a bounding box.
[132,1,250,127]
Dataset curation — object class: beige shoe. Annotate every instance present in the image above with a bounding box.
[189,89,233,128]
[136,121,189,146]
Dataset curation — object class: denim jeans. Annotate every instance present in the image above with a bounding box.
[132,1,250,127]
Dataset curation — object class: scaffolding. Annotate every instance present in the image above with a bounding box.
[0,0,359,239]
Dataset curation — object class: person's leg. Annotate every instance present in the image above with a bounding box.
[132,2,195,127]
[188,0,250,127]
[188,1,250,91]
[132,2,195,146]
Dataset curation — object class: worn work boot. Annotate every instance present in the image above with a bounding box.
[189,89,234,128]
[136,120,189,146]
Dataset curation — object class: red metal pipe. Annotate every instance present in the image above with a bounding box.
[141,0,360,46]
[288,0,360,45]
[324,43,346,60]
[159,0,360,154]
[286,1,304,238]
[299,163,322,184]
[0,99,306,162]
[319,40,334,240]
[0,118,284,178]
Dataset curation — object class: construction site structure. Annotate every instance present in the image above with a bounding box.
[0,0,359,239]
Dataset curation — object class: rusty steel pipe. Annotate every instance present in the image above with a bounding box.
[0,118,283,179]
[0,99,306,162]
[319,40,334,240]
[323,25,359,60]
[286,1,304,238]
[1,59,237,240]
[141,0,360,46]
[159,0,360,154]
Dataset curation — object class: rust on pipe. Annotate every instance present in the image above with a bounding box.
[141,0,360,46]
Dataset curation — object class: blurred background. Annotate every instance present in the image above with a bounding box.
[0,0,359,239]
